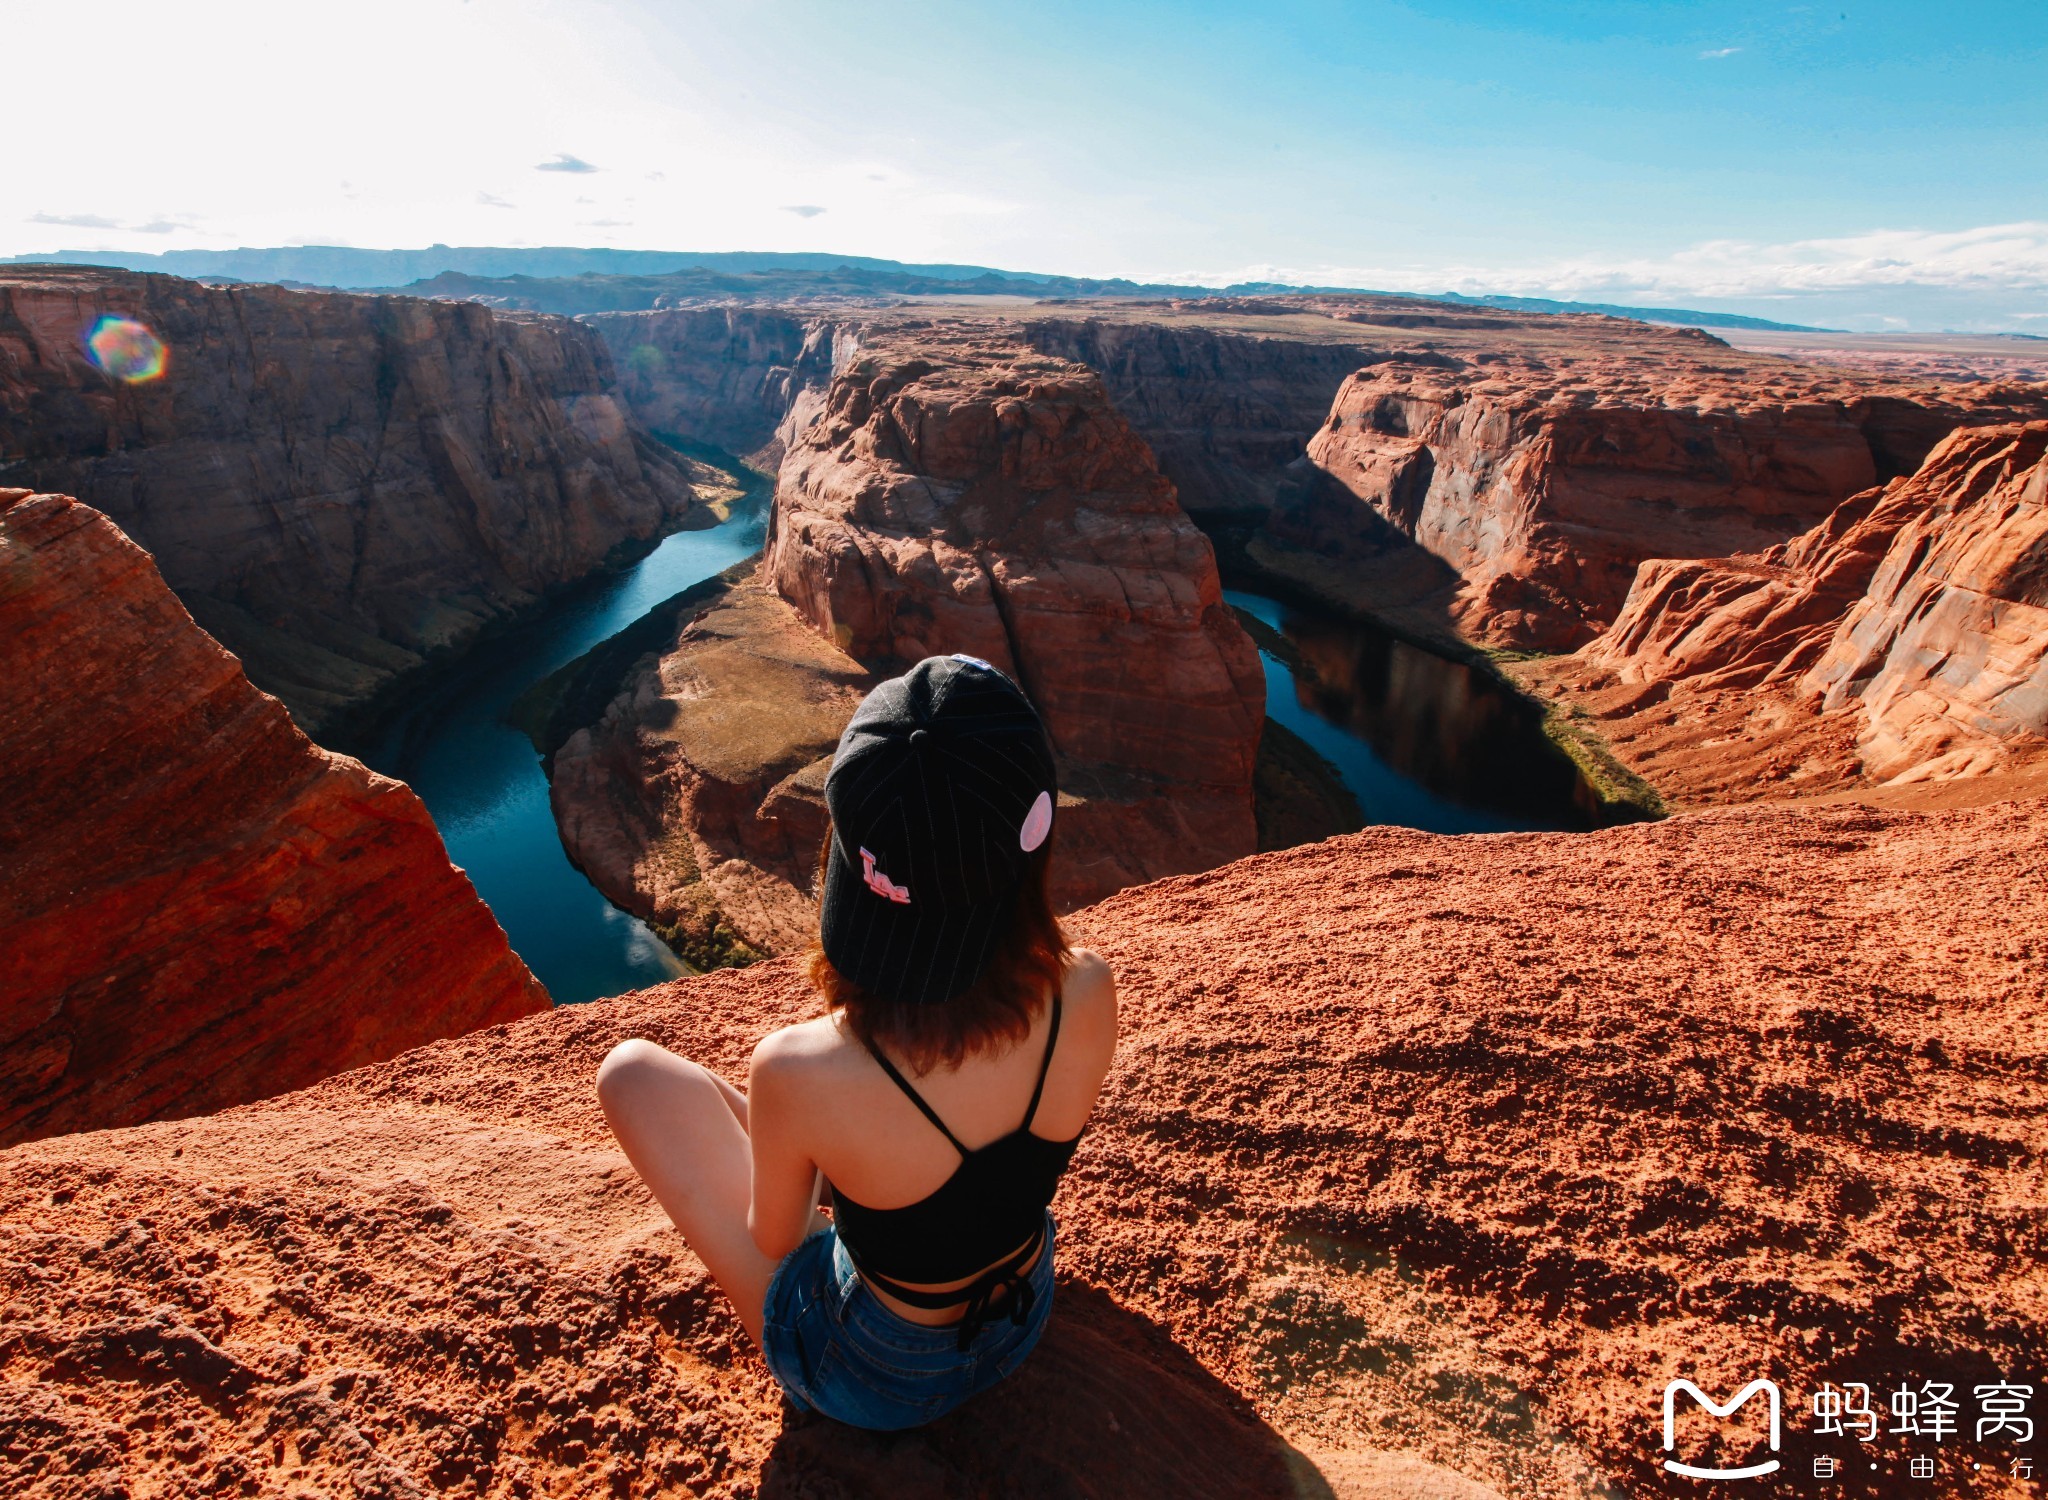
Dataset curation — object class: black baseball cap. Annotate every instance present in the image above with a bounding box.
[818,654,1059,1007]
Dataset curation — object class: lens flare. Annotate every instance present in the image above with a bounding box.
[84,315,168,384]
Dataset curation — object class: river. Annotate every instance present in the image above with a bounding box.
[355,487,770,1005]
[1226,590,1594,835]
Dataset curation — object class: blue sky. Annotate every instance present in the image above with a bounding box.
[11,1,2046,328]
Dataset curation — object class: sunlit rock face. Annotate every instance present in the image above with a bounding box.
[1520,423,2048,804]
[0,489,548,1147]
[1287,350,2048,650]
[766,330,1266,909]
[0,266,704,737]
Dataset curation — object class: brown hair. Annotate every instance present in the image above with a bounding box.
[807,830,1071,1073]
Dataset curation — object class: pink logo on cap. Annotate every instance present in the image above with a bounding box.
[859,847,911,904]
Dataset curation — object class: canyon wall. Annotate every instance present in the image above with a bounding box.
[765,332,1266,906]
[586,306,853,465]
[1017,316,1374,520]
[4,796,2040,1497]
[1288,352,2044,649]
[1529,422,2048,802]
[0,490,548,1147]
[1804,423,2048,779]
[0,266,710,738]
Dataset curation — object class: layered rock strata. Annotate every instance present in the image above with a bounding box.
[0,265,714,736]
[1520,422,2048,803]
[0,491,548,1147]
[764,333,1266,910]
[1017,317,1374,520]
[587,306,851,465]
[4,797,2040,1497]
[1290,352,2047,649]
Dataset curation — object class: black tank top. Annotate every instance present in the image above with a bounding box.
[828,991,1080,1340]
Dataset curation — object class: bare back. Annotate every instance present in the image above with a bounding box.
[746,948,1117,1311]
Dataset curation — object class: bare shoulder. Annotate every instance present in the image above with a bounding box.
[1061,948,1118,1050]
[750,1013,854,1092]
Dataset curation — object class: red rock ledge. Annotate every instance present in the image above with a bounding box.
[2,795,2039,1497]
[0,491,548,1146]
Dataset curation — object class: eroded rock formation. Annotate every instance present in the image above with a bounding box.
[1289,351,2047,649]
[0,490,548,1147]
[542,332,1266,956]
[3,797,2039,1498]
[766,332,1265,909]
[1520,422,2048,804]
[1017,317,1373,520]
[0,266,718,736]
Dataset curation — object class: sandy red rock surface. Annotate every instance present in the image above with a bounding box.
[4,795,2041,1498]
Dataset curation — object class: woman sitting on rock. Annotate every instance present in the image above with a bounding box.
[597,654,1118,1430]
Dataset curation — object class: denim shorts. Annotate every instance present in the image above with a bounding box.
[759,1213,1056,1430]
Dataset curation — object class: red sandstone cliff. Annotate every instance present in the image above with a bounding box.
[1803,424,2048,780]
[0,266,717,737]
[766,333,1265,906]
[2,796,2039,1498]
[1016,317,1374,521]
[0,490,548,1146]
[1289,351,2047,649]
[1521,423,2048,804]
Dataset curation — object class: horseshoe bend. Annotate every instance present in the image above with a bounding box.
[2,261,2046,1498]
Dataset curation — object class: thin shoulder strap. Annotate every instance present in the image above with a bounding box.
[1022,989,1064,1132]
[862,1037,970,1157]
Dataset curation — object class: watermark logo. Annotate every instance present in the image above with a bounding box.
[1662,1378,1783,1480]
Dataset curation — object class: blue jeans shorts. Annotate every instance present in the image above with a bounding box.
[759,1213,1056,1430]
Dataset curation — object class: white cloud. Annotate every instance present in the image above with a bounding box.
[1698,46,1742,59]
[30,212,123,230]
[1218,221,2048,302]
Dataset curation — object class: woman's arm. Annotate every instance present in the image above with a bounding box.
[744,1032,827,1260]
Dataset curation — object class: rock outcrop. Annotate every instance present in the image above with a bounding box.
[1290,352,2047,649]
[1804,423,2048,780]
[4,796,2040,1498]
[0,490,548,1147]
[0,266,716,737]
[1529,423,2048,803]
[541,332,1267,957]
[765,332,1266,909]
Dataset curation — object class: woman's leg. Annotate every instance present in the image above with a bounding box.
[596,1038,779,1346]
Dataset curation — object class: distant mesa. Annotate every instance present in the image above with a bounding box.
[0,243,1828,331]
